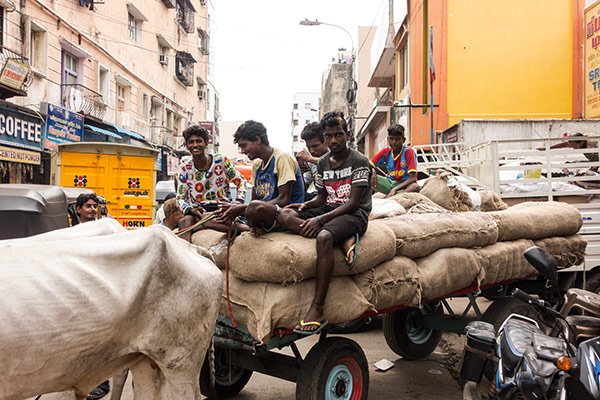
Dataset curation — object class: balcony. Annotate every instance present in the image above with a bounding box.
[176,0,195,33]
[175,51,195,86]
[161,0,176,8]
[0,45,33,99]
[61,84,107,120]
[151,125,174,148]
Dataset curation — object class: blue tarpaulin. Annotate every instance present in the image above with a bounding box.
[84,124,123,140]
[114,126,146,142]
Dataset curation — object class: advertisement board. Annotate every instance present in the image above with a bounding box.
[585,1,600,118]
[44,103,84,149]
[0,102,43,151]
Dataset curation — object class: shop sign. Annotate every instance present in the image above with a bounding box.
[0,144,40,165]
[167,154,178,176]
[0,102,43,151]
[585,1,600,118]
[44,103,83,149]
[199,121,214,143]
[0,59,30,91]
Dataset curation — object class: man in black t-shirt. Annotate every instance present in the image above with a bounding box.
[277,112,372,335]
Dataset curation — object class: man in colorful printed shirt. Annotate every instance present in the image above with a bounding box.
[217,120,304,232]
[371,124,419,197]
[176,125,248,240]
[276,112,372,335]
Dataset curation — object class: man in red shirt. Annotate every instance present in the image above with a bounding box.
[371,124,419,197]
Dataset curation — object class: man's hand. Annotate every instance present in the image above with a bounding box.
[285,203,307,211]
[190,206,205,219]
[216,203,246,224]
[295,149,313,163]
[386,186,400,198]
[299,217,322,238]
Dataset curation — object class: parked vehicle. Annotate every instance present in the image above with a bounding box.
[51,142,158,229]
[460,246,600,400]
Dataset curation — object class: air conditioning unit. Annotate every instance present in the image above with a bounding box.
[197,90,206,100]
[159,54,168,65]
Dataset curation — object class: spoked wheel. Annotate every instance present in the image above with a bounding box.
[199,347,253,399]
[296,337,369,400]
[383,304,443,360]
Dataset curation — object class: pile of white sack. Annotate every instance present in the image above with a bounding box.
[192,179,586,343]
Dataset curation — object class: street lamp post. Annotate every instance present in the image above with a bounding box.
[300,18,357,145]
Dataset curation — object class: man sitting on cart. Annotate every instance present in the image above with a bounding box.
[217,120,305,232]
[276,111,372,335]
[371,124,419,197]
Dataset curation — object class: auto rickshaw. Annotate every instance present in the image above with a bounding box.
[0,184,93,239]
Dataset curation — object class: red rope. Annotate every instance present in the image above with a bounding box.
[225,223,237,328]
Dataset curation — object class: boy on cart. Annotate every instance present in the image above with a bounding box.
[277,111,372,335]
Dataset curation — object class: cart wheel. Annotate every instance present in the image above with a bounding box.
[382,305,443,360]
[481,296,542,382]
[295,337,369,400]
[199,347,253,399]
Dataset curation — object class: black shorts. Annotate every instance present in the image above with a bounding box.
[298,204,368,245]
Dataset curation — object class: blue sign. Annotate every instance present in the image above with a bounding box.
[44,103,84,149]
[0,102,43,151]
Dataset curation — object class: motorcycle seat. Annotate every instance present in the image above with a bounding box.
[500,318,542,375]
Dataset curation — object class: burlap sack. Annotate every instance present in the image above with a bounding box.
[475,239,536,286]
[229,220,396,284]
[383,212,499,258]
[191,229,229,269]
[479,190,508,212]
[490,202,583,241]
[220,274,373,343]
[534,235,587,269]
[353,256,421,311]
[417,247,485,301]
[419,173,473,212]
[388,192,449,214]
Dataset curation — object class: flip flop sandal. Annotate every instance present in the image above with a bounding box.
[293,319,329,336]
[344,233,360,271]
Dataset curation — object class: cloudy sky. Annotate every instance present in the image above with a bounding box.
[212,0,389,152]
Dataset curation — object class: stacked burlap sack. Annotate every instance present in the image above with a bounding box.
[191,200,585,343]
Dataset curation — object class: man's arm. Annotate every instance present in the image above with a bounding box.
[388,171,417,196]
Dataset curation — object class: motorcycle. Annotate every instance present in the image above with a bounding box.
[460,246,600,400]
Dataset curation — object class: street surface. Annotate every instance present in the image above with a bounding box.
[31,298,485,400]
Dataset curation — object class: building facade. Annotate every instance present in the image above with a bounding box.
[360,0,584,155]
[0,0,215,183]
[291,92,320,153]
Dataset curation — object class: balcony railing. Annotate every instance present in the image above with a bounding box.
[176,8,195,33]
[151,125,174,147]
[175,52,195,86]
[0,45,33,98]
[61,84,107,120]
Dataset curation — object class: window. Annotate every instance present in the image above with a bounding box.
[158,46,168,65]
[305,120,310,125]
[128,13,141,42]
[30,21,48,74]
[175,51,195,86]
[293,103,298,110]
[304,103,311,109]
[197,29,209,54]
[176,0,195,33]
[293,119,298,127]
[62,51,80,85]
[0,7,4,47]
[117,83,128,111]
[150,97,163,125]
[98,65,110,103]
[140,92,149,118]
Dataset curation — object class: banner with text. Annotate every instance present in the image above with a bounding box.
[44,103,84,149]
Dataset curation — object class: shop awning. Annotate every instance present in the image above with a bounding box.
[115,126,146,142]
[84,124,123,140]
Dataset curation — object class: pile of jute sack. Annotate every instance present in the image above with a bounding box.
[192,175,586,343]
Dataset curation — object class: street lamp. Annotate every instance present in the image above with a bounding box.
[300,18,357,145]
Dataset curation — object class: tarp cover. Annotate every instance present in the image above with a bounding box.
[0,220,223,400]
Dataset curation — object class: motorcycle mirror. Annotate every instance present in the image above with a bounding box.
[524,246,558,289]
[563,376,594,400]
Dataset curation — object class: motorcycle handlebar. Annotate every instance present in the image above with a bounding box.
[512,288,548,309]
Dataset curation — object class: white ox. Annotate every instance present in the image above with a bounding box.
[0,219,223,400]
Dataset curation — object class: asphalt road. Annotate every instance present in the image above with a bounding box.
[32,298,484,400]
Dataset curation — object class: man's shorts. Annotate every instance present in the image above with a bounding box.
[298,204,368,245]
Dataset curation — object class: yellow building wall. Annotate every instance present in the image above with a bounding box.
[446,0,574,126]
